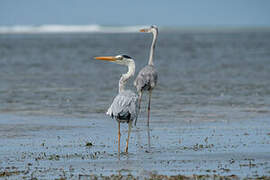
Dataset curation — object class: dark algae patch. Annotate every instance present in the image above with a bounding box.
[0,170,25,177]
[48,154,60,161]
[77,173,270,179]
[85,142,93,147]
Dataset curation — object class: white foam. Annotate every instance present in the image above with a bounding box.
[0,24,146,34]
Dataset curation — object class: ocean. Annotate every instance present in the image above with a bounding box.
[0,26,269,122]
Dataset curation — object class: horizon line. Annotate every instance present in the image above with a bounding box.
[0,24,269,34]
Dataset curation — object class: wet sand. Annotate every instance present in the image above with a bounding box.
[0,113,270,179]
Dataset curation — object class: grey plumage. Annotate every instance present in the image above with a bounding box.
[134,25,158,127]
[107,90,138,123]
[134,65,157,92]
[94,54,138,153]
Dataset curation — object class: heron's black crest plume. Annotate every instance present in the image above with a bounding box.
[122,55,132,59]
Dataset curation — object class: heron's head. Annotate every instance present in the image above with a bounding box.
[140,25,158,34]
[94,54,134,66]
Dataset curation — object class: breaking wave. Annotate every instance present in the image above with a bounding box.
[0,24,146,34]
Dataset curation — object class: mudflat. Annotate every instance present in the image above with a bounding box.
[0,113,269,179]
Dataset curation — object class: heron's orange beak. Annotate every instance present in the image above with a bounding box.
[94,56,116,61]
[140,28,147,32]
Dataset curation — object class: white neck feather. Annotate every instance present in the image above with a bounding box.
[148,30,158,66]
[119,60,135,93]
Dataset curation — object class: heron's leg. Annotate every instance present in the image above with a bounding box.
[147,125,151,150]
[138,91,143,112]
[118,121,121,155]
[147,90,152,127]
[134,91,142,126]
[125,121,132,153]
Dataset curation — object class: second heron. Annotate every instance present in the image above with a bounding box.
[134,25,158,127]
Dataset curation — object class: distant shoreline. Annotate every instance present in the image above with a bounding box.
[0,24,270,34]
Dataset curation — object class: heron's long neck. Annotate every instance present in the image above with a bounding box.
[148,31,157,66]
[119,60,135,93]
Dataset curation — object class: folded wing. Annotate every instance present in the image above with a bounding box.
[107,90,138,123]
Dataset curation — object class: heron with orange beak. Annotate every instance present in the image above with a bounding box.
[94,55,138,154]
[134,25,158,127]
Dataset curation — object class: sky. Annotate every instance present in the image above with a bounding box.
[1,0,270,27]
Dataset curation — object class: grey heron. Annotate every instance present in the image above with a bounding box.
[134,25,158,127]
[94,55,138,154]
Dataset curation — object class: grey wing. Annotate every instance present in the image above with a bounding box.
[106,90,138,121]
[134,65,158,92]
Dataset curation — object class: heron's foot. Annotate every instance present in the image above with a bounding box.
[145,149,151,153]
[134,120,138,127]
[124,146,128,153]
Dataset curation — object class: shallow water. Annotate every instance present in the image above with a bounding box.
[0,114,270,179]
[0,30,270,178]
[0,31,270,120]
